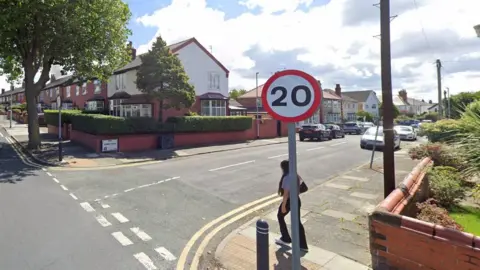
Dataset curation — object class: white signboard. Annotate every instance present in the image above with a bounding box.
[101,139,118,152]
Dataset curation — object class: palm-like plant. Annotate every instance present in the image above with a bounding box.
[455,101,480,177]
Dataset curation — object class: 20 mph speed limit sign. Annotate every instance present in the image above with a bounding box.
[261,69,322,122]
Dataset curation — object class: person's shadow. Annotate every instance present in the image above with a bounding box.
[273,246,308,270]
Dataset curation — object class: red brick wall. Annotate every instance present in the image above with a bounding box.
[70,129,158,153]
[369,157,480,270]
[61,81,108,109]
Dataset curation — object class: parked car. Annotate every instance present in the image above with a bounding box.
[360,126,401,150]
[343,122,362,135]
[394,125,417,141]
[358,122,375,134]
[299,124,332,141]
[325,124,345,139]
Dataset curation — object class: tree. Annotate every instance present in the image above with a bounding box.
[379,102,400,119]
[0,0,131,149]
[136,35,195,122]
[229,89,247,100]
[447,91,480,119]
[356,110,374,122]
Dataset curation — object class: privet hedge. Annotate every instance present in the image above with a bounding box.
[44,111,252,135]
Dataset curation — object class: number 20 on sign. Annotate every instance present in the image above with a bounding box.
[261,70,322,122]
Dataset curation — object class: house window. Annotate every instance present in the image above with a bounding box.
[82,83,87,95]
[121,104,152,118]
[208,72,220,90]
[115,74,126,90]
[109,99,124,116]
[49,89,53,97]
[76,85,80,96]
[86,100,104,111]
[372,104,377,109]
[55,87,59,96]
[365,105,369,109]
[66,86,71,98]
[62,103,73,110]
[94,80,101,94]
[201,100,226,116]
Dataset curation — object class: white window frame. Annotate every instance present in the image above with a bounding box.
[121,103,152,118]
[208,72,220,90]
[62,103,73,110]
[76,85,80,96]
[86,100,104,111]
[200,100,226,116]
[115,74,126,90]
[49,89,53,97]
[82,82,87,95]
[66,86,71,98]
[109,99,124,116]
[94,80,101,94]
[55,87,59,96]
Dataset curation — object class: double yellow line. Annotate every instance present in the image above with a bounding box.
[4,135,43,169]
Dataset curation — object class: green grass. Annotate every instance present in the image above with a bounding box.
[449,205,480,235]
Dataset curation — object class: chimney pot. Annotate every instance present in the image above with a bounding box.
[50,74,56,82]
[131,47,137,60]
[1,88,4,94]
[399,89,407,101]
[335,84,341,97]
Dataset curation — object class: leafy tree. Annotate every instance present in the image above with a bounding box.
[379,102,400,119]
[136,35,195,122]
[229,89,247,100]
[356,110,374,122]
[447,91,480,119]
[0,0,131,149]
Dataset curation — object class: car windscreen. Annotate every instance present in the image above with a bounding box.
[365,127,383,135]
[398,127,412,132]
[344,123,357,127]
[302,125,316,129]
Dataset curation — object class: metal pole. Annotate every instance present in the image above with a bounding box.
[287,122,300,270]
[436,59,443,119]
[380,0,396,198]
[256,219,269,270]
[58,105,63,162]
[9,93,12,128]
[255,72,260,139]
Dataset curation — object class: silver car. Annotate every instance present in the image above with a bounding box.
[394,125,417,141]
[360,127,401,150]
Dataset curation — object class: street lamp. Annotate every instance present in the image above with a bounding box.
[255,72,260,139]
[474,24,480,37]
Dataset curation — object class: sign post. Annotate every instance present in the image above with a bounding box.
[261,70,322,270]
[56,95,63,162]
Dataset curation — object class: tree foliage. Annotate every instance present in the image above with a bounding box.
[0,0,132,148]
[136,35,195,121]
[444,91,480,119]
[379,102,400,119]
[229,88,246,100]
[356,110,374,122]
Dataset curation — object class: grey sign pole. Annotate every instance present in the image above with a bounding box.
[288,122,301,269]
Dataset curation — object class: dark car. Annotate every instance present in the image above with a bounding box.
[343,122,362,135]
[299,124,331,141]
[325,124,345,139]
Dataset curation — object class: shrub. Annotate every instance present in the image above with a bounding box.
[427,166,465,207]
[166,116,252,132]
[44,110,82,126]
[416,199,463,230]
[455,100,480,177]
[408,142,465,169]
[419,119,463,142]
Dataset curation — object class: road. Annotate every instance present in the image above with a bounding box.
[0,131,384,270]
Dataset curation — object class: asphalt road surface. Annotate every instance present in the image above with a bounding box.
[0,133,383,270]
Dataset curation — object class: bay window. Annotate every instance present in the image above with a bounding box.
[201,100,226,116]
[86,100,104,111]
[121,104,152,118]
[109,99,124,116]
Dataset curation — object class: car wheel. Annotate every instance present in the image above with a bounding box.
[300,137,304,141]
[341,134,345,138]
[360,145,365,149]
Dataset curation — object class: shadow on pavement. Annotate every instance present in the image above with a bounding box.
[274,248,308,270]
[0,141,38,184]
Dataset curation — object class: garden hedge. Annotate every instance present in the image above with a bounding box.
[166,116,252,132]
[419,119,463,142]
[44,110,82,127]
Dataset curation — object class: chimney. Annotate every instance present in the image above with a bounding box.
[50,74,56,82]
[335,84,342,97]
[399,89,407,101]
[1,88,4,94]
[131,47,137,60]
[128,41,136,60]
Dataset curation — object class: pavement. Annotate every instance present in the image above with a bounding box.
[0,116,289,169]
[214,149,420,270]
[0,117,424,270]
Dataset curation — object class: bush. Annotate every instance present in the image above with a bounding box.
[416,199,463,230]
[408,143,465,169]
[455,100,480,177]
[419,119,463,142]
[44,110,82,126]
[427,166,465,207]
[166,116,252,132]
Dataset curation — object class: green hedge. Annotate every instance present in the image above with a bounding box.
[44,110,82,127]
[419,119,463,143]
[166,116,252,132]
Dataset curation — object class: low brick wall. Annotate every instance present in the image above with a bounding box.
[70,129,157,153]
[369,157,480,269]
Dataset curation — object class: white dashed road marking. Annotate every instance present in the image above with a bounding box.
[52,178,60,183]
[99,202,110,209]
[97,177,180,201]
[0,132,4,138]
[69,193,78,200]
[134,252,158,270]
[155,247,177,261]
[111,212,129,223]
[208,160,255,172]
[267,153,288,159]
[306,146,325,151]
[60,185,68,191]
[42,168,47,171]
[130,227,152,242]
[95,215,112,227]
[46,172,52,177]
[80,202,95,212]
[111,232,133,246]
[331,142,347,147]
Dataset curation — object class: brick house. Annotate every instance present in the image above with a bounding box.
[235,84,272,118]
[107,38,230,121]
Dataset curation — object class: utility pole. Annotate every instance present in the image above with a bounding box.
[380,0,396,198]
[436,59,443,119]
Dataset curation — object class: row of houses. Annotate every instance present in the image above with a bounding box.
[0,38,231,122]
[0,36,438,124]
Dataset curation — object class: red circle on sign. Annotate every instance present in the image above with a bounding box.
[261,69,322,122]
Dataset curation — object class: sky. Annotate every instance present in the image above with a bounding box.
[1,0,480,103]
